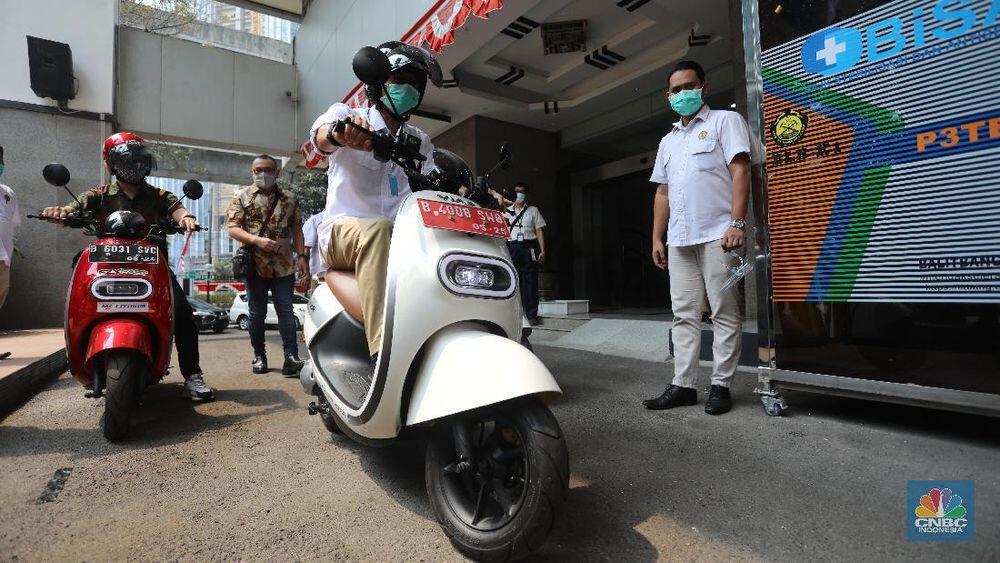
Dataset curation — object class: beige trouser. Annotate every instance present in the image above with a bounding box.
[668,238,742,388]
[323,218,392,355]
[0,261,9,310]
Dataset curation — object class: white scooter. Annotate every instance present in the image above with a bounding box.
[298,47,569,561]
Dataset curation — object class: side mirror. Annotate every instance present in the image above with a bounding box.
[353,46,391,86]
[182,180,204,201]
[43,163,71,187]
[498,143,511,169]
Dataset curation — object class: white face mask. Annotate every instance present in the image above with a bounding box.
[515,192,526,203]
[254,171,278,191]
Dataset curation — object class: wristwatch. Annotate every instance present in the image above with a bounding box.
[730,218,746,231]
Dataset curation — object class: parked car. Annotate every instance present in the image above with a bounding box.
[187,296,229,333]
[228,292,308,331]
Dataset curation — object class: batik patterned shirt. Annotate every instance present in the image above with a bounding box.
[226,186,302,278]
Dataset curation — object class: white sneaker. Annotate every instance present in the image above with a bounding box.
[184,373,215,402]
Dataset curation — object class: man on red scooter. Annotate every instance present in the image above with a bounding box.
[40,133,215,401]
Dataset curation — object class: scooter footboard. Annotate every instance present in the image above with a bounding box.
[405,323,562,426]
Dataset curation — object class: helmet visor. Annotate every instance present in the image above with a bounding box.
[107,143,156,182]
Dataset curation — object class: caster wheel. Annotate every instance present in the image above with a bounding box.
[761,394,787,417]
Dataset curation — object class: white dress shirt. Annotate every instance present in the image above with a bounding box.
[649,105,752,247]
[0,183,19,265]
[505,205,546,242]
[301,212,327,276]
[308,104,436,251]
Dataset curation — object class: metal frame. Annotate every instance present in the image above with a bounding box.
[738,0,1000,418]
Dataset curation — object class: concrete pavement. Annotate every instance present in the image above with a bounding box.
[0,332,998,561]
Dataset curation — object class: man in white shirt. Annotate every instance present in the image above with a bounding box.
[643,61,752,416]
[301,211,328,281]
[0,145,19,310]
[505,182,547,324]
[301,42,441,362]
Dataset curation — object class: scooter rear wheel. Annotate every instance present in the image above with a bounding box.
[101,350,143,442]
[426,396,568,561]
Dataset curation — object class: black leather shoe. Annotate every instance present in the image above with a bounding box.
[282,354,305,376]
[643,385,697,410]
[705,385,732,415]
[252,355,268,374]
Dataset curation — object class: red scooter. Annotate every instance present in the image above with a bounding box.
[29,163,203,441]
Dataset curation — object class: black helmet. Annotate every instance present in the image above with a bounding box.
[104,210,148,236]
[364,41,443,121]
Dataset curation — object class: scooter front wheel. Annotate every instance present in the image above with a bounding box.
[426,396,568,561]
[101,350,144,442]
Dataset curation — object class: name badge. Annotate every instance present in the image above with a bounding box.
[516,232,524,242]
[388,174,399,196]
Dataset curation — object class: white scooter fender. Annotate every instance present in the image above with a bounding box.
[405,322,561,426]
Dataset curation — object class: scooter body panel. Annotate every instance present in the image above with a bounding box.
[65,237,173,386]
[405,322,561,426]
[84,318,153,371]
[305,192,530,440]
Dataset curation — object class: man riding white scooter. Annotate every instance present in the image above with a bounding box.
[304,41,440,365]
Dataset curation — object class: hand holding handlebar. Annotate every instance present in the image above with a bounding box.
[331,116,374,152]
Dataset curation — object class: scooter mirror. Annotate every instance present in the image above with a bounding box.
[42,163,71,187]
[182,179,204,201]
[498,143,511,169]
[353,46,391,86]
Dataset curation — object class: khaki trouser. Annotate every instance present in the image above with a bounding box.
[322,218,392,355]
[0,261,9,310]
[668,238,742,388]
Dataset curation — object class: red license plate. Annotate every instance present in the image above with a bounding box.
[418,199,511,239]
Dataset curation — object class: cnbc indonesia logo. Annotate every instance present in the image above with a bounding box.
[801,0,1000,76]
[909,481,974,541]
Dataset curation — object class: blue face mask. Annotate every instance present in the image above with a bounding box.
[669,88,704,116]
[380,83,421,116]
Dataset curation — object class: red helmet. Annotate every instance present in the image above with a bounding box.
[102,132,155,183]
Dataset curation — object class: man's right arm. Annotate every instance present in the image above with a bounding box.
[649,138,671,269]
[225,192,277,253]
[41,189,94,223]
[309,104,374,155]
[651,185,669,270]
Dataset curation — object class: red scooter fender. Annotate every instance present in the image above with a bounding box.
[84,318,153,372]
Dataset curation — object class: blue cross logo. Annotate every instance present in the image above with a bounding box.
[801,27,863,76]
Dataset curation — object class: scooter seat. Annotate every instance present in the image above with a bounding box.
[325,270,364,323]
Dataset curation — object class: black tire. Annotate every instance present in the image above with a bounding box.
[101,350,144,442]
[318,394,344,434]
[426,396,568,562]
[213,326,225,334]
[238,315,249,331]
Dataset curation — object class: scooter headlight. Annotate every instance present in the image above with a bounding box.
[91,278,152,300]
[454,265,494,288]
[438,254,516,299]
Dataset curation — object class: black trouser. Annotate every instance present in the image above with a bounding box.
[245,270,299,358]
[507,240,540,321]
[169,272,202,379]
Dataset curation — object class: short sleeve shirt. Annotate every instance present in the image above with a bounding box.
[69,182,179,252]
[301,212,327,276]
[0,184,20,265]
[650,105,752,247]
[505,205,546,241]
[226,186,302,278]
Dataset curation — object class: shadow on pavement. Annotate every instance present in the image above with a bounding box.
[0,384,299,458]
